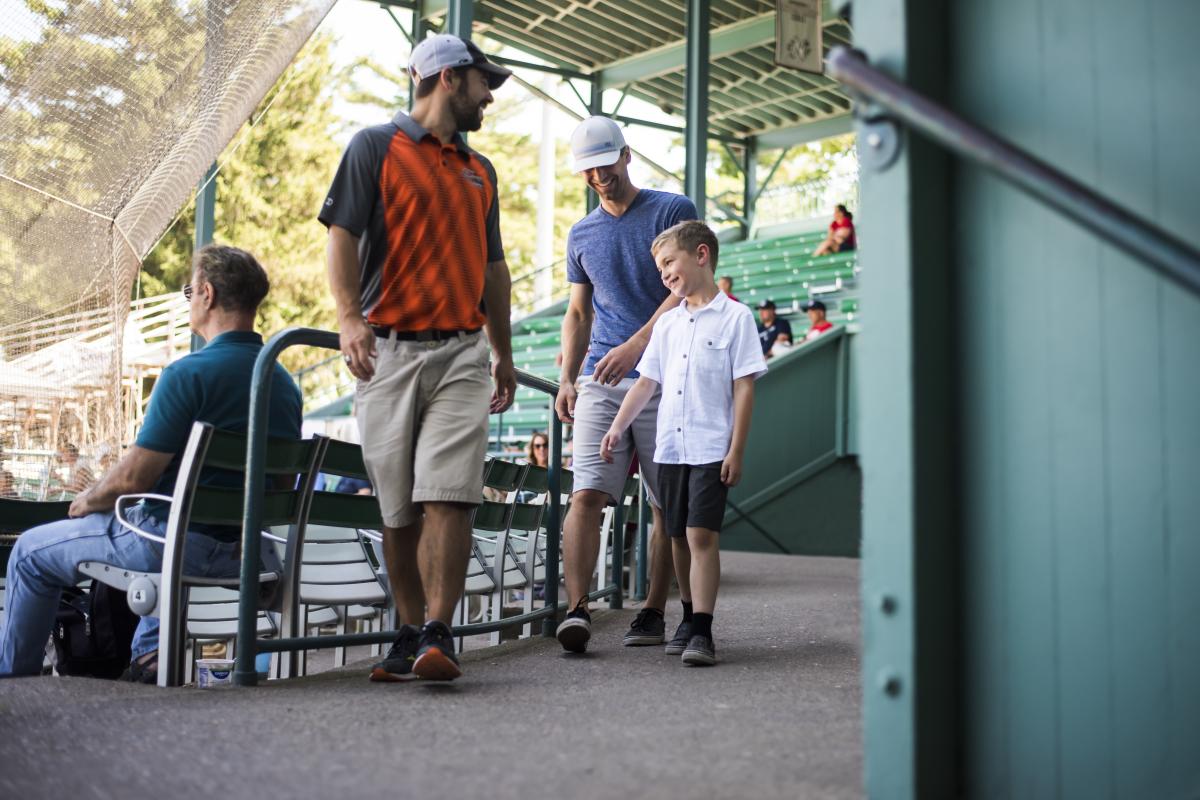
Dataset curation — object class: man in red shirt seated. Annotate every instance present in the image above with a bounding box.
[800,299,834,343]
[813,204,856,256]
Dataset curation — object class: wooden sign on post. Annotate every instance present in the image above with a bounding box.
[774,0,823,75]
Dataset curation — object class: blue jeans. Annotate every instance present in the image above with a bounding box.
[0,504,244,676]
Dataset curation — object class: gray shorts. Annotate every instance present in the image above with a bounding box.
[570,377,661,507]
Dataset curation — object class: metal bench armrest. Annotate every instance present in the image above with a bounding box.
[114,493,173,544]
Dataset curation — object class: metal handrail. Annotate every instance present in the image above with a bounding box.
[826,47,1200,298]
[232,327,590,685]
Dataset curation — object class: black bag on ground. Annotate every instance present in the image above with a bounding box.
[52,582,140,679]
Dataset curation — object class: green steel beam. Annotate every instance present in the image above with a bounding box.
[445,0,471,39]
[742,136,758,236]
[598,2,842,91]
[684,0,709,219]
[857,0,958,796]
[585,80,603,214]
[191,162,217,352]
[755,113,854,150]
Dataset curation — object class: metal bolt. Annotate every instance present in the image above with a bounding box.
[879,594,898,615]
[880,671,902,697]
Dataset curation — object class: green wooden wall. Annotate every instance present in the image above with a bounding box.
[952,1,1200,797]
[858,0,1200,796]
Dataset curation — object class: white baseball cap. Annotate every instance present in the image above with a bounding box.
[570,116,627,173]
[408,33,512,90]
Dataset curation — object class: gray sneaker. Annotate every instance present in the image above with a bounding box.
[664,620,692,655]
[623,608,666,646]
[681,634,716,666]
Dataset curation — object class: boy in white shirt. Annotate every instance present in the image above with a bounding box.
[600,221,766,665]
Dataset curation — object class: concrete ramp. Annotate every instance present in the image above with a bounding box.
[0,552,861,799]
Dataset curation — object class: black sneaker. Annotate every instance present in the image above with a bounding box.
[555,597,592,653]
[681,634,716,666]
[412,620,462,681]
[664,620,692,655]
[623,608,666,646]
[369,624,420,682]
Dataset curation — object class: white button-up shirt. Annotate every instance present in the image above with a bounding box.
[636,291,767,465]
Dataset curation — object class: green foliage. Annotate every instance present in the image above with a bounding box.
[141,33,348,370]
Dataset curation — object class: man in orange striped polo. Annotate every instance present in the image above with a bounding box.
[319,33,515,682]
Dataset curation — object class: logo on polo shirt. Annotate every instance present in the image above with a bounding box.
[460,167,484,188]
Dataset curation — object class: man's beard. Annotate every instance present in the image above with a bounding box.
[450,84,484,132]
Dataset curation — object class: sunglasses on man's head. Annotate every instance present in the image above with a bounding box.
[182,284,193,300]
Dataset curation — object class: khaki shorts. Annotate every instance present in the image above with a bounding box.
[356,331,491,528]
[570,377,661,507]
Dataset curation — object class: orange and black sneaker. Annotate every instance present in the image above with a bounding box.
[369,624,420,682]
[412,620,462,681]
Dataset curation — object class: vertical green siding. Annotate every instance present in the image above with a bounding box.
[950,1,1200,797]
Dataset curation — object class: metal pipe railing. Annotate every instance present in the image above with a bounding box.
[233,327,585,684]
[826,46,1200,299]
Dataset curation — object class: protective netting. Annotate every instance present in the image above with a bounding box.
[0,0,335,498]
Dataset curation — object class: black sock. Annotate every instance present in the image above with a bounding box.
[681,601,694,622]
[691,612,712,639]
[644,607,664,618]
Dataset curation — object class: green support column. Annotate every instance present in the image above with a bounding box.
[446,0,471,40]
[742,137,758,238]
[408,4,425,111]
[191,161,217,351]
[684,0,709,219]
[856,0,957,797]
[585,79,604,214]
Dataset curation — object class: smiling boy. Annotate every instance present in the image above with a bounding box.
[599,221,766,665]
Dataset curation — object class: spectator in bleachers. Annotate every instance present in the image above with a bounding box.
[600,220,767,665]
[525,432,549,469]
[0,443,15,498]
[555,115,694,654]
[800,299,834,343]
[320,33,516,683]
[717,275,740,303]
[756,299,793,359]
[812,204,857,256]
[54,444,95,497]
[0,244,300,681]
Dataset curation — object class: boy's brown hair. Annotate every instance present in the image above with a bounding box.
[650,220,720,271]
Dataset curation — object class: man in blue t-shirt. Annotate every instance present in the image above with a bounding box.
[554,116,697,655]
[0,245,301,680]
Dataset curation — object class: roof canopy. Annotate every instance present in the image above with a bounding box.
[412,0,854,148]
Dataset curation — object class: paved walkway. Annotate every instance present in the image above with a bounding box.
[0,552,862,799]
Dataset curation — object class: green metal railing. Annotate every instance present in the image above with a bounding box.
[827,46,1200,298]
[231,326,624,686]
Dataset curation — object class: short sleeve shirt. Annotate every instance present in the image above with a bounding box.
[758,317,793,354]
[318,112,503,331]
[566,190,697,378]
[636,293,767,465]
[136,331,303,540]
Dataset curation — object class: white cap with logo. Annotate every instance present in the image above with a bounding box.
[570,116,627,173]
[408,33,512,89]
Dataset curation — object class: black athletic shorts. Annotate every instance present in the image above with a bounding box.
[656,461,728,537]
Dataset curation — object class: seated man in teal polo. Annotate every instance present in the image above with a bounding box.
[0,245,302,681]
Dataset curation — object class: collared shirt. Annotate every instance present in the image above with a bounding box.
[566,189,697,379]
[136,331,303,541]
[636,292,767,465]
[318,111,503,331]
